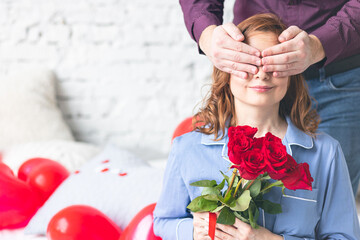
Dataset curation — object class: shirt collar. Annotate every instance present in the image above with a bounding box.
[200,116,313,152]
[200,128,227,145]
[283,116,313,155]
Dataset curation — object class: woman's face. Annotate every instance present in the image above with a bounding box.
[230,31,289,109]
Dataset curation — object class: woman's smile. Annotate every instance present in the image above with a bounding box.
[249,85,274,92]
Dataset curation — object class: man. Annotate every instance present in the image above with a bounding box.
[180,0,360,195]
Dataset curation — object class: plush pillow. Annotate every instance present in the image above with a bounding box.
[0,68,74,150]
[24,144,164,235]
[2,140,100,173]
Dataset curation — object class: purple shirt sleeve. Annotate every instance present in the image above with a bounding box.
[179,0,224,45]
[310,0,360,66]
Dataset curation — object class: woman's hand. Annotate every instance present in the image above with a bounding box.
[193,212,212,240]
[261,25,325,78]
[215,218,283,240]
[199,23,262,79]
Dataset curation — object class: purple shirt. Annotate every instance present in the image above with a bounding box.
[179,0,360,65]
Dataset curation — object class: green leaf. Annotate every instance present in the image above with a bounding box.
[203,194,219,201]
[202,187,220,196]
[234,211,249,223]
[190,180,217,187]
[260,173,271,180]
[233,175,239,188]
[220,171,230,185]
[216,207,235,225]
[230,190,251,211]
[253,206,260,229]
[187,196,218,212]
[215,179,226,191]
[211,205,225,213]
[248,204,257,229]
[249,180,261,197]
[223,189,236,207]
[261,200,282,214]
[260,180,284,193]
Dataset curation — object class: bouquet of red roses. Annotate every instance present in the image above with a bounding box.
[187,126,313,238]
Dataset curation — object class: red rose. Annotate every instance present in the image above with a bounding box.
[231,149,266,180]
[262,133,296,179]
[228,126,258,165]
[280,163,313,191]
[228,126,258,139]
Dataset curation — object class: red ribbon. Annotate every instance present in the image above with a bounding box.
[208,212,217,240]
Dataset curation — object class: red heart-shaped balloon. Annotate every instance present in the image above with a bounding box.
[47,205,122,240]
[19,158,70,202]
[0,162,42,230]
[120,203,162,240]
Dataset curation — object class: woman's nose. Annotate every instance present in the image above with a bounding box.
[254,66,270,80]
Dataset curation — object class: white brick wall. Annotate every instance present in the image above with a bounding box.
[0,0,235,160]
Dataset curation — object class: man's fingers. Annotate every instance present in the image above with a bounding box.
[262,39,298,57]
[221,22,244,41]
[273,70,301,78]
[278,25,302,42]
[222,67,248,78]
[214,32,260,56]
[262,51,298,65]
[220,60,258,75]
[263,63,300,73]
[216,48,261,66]
[229,40,261,56]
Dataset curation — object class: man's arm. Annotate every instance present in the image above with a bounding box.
[310,0,360,66]
[179,0,224,44]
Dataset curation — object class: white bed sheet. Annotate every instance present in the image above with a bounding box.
[0,228,46,240]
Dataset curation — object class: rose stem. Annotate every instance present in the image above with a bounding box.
[233,178,243,198]
[225,169,238,197]
[245,180,255,190]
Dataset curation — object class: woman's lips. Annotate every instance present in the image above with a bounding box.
[249,86,274,92]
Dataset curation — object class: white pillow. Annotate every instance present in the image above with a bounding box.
[0,68,74,150]
[2,140,100,173]
[24,144,164,235]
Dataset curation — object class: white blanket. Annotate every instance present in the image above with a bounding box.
[0,228,46,240]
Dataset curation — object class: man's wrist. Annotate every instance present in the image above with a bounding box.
[309,34,325,64]
[199,25,217,57]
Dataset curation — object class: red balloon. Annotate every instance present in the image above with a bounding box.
[18,157,51,181]
[26,160,70,202]
[0,161,15,177]
[47,205,122,240]
[120,203,162,240]
[0,162,42,230]
[172,117,194,141]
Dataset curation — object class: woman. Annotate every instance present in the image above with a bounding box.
[153,14,360,240]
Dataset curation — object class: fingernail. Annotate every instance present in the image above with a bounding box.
[262,58,266,64]
[255,51,260,57]
[273,72,278,77]
[263,66,267,71]
[242,73,247,78]
[256,60,261,65]
[252,68,257,74]
[236,34,242,40]
[279,36,285,42]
